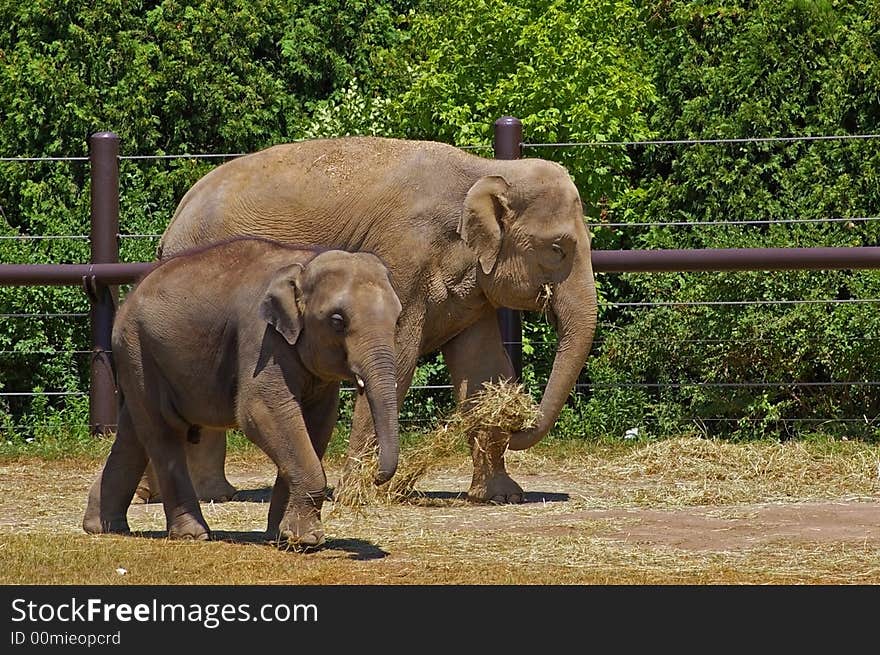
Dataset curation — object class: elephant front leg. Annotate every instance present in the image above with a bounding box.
[240,393,327,549]
[265,471,325,549]
[442,310,524,504]
[466,426,523,504]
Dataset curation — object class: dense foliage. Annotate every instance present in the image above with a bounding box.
[0,0,414,437]
[584,0,880,439]
[2,0,880,444]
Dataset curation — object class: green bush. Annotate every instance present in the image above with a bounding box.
[588,0,880,440]
[4,0,880,447]
[0,0,414,441]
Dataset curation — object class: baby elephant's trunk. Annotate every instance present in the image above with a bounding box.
[357,345,399,484]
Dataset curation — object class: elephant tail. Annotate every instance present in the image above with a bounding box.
[109,350,125,425]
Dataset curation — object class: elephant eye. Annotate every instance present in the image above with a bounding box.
[551,242,565,259]
[330,313,346,333]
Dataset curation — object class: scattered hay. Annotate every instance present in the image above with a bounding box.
[4,436,880,584]
[585,436,880,507]
[331,380,540,508]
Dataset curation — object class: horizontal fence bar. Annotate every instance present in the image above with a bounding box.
[6,380,874,397]
[5,386,456,397]
[4,247,880,286]
[0,262,155,285]
[608,298,880,307]
[0,313,87,319]
[4,132,879,164]
[687,417,876,423]
[590,216,880,228]
[118,153,245,160]
[0,391,86,397]
[0,156,88,162]
[0,234,160,241]
[0,350,93,355]
[0,235,90,241]
[5,332,878,356]
[580,381,879,389]
[521,133,880,148]
[591,247,880,272]
[0,417,871,430]
[6,216,878,241]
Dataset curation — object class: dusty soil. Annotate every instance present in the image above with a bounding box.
[1,441,879,584]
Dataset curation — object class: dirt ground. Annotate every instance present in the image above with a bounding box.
[1,439,879,584]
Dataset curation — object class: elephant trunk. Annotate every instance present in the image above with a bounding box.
[507,257,597,451]
[354,344,400,484]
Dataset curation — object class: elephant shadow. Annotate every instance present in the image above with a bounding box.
[135,486,388,559]
[129,485,569,558]
[406,490,570,504]
[230,487,273,503]
[129,528,388,560]
[229,485,570,505]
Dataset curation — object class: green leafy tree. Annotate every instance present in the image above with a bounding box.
[585,0,880,440]
[0,0,413,440]
[331,0,660,419]
[382,1,656,199]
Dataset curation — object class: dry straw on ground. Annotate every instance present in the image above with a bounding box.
[332,380,540,507]
[3,433,880,584]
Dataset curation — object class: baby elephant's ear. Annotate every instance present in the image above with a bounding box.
[259,263,305,345]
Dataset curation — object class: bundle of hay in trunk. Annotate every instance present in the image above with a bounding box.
[332,380,540,507]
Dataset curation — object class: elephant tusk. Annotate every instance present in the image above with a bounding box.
[355,374,366,392]
[537,283,554,314]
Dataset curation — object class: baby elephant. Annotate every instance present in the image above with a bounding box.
[83,237,402,547]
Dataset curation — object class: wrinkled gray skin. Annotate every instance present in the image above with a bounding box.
[82,239,402,547]
[148,136,598,505]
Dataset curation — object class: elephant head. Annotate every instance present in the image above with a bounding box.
[260,250,403,482]
[458,159,597,450]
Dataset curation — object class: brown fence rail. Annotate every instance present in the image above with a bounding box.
[4,117,880,435]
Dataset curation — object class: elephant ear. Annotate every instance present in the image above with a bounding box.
[458,175,511,275]
[259,263,306,345]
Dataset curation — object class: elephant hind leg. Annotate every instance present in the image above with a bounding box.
[134,428,236,504]
[134,412,210,540]
[83,403,148,534]
[186,429,236,501]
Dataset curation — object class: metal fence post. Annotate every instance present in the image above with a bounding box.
[88,132,120,436]
[493,116,523,380]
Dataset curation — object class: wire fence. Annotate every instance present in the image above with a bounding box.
[520,132,880,148]
[4,131,880,439]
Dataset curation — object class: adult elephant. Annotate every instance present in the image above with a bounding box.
[149,136,597,504]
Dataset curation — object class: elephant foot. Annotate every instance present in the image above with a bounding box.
[194,479,237,503]
[169,529,211,541]
[467,429,524,504]
[168,521,211,541]
[134,473,236,504]
[468,470,524,504]
[133,480,158,504]
[167,514,211,541]
[82,513,131,535]
[270,514,325,550]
